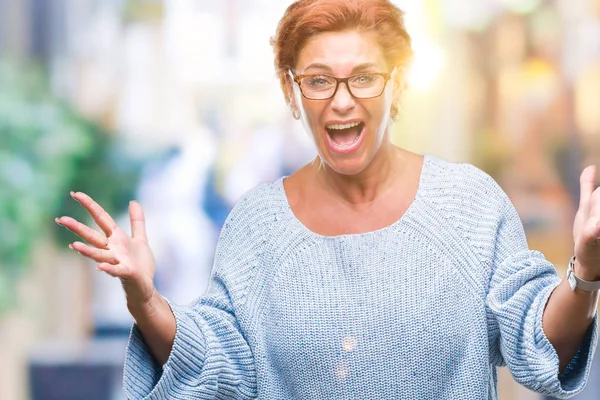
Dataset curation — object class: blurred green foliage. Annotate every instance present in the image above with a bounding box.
[0,61,141,315]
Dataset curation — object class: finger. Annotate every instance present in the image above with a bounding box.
[70,191,118,236]
[591,216,600,240]
[129,201,148,242]
[70,241,119,264]
[55,216,109,249]
[97,262,123,278]
[581,216,600,245]
[589,187,600,220]
[579,165,596,212]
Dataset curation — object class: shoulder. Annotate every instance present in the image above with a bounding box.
[417,155,516,253]
[217,178,287,245]
[208,179,287,278]
[421,154,511,212]
[417,154,522,267]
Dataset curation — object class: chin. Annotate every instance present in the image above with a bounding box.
[319,151,372,176]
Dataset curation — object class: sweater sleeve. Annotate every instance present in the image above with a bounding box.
[122,212,259,399]
[122,277,257,399]
[486,197,598,398]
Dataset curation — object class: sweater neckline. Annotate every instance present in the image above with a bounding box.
[276,153,430,240]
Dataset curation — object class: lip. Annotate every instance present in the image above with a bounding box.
[324,120,366,154]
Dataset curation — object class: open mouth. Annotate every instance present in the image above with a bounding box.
[325,121,365,149]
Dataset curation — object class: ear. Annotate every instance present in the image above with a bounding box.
[389,68,405,121]
[284,72,298,110]
[391,67,406,104]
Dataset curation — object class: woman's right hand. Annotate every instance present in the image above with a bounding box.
[55,192,157,310]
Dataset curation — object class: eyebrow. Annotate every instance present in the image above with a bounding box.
[303,62,379,74]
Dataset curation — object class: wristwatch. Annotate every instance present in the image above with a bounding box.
[566,256,600,292]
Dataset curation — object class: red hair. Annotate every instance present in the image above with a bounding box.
[271,0,413,114]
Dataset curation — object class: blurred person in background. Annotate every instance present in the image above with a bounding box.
[54,0,600,398]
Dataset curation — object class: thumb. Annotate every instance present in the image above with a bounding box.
[582,216,600,245]
[129,201,148,242]
[579,165,596,212]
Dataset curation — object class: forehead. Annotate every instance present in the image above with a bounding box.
[296,30,386,74]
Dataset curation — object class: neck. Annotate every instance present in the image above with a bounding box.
[314,140,404,206]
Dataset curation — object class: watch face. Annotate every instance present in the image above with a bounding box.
[567,257,600,292]
[568,274,577,291]
[567,267,577,291]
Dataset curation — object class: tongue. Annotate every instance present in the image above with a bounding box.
[328,125,361,146]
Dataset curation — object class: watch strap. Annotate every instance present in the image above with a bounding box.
[567,256,600,292]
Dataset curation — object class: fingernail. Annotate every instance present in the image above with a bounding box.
[68,244,74,250]
[54,217,61,225]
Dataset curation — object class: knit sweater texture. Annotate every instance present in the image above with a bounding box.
[123,154,598,399]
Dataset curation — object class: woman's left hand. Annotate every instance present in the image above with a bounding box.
[573,165,600,281]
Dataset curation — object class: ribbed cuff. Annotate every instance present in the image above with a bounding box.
[531,283,598,398]
[122,297,207,399]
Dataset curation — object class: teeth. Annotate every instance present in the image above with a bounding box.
[326,121,361,130]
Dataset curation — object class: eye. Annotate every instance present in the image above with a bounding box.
[305,75,334,87]
[352,74,377,85]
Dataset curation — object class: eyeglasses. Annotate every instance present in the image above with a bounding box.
[289,70,393,100]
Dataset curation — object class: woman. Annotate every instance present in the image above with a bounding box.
[55,0,600,398]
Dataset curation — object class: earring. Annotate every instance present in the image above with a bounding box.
[390,105,398,121]
[292,109,300,120]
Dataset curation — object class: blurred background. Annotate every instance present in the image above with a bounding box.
[0,0,599,399]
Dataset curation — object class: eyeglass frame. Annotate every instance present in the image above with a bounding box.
[288,68,396,100]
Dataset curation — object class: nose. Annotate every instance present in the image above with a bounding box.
[330,82,356,114]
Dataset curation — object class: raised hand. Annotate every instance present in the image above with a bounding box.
[573,166,600,281]
[55,192,157,308]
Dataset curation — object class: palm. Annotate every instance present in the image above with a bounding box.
[573,166,600,277]
[55,192,157,304]
[127,236,156,279]
[105,227,150,274]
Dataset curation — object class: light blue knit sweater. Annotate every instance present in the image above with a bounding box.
[123,154,598,399]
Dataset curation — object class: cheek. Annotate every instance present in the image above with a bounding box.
[367,87,395,133]
[302,102,322,125]
[298,100,325,137]
[363,100,387,126]
[293,85,321,133]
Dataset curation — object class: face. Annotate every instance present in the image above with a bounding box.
[290,30,400,176]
